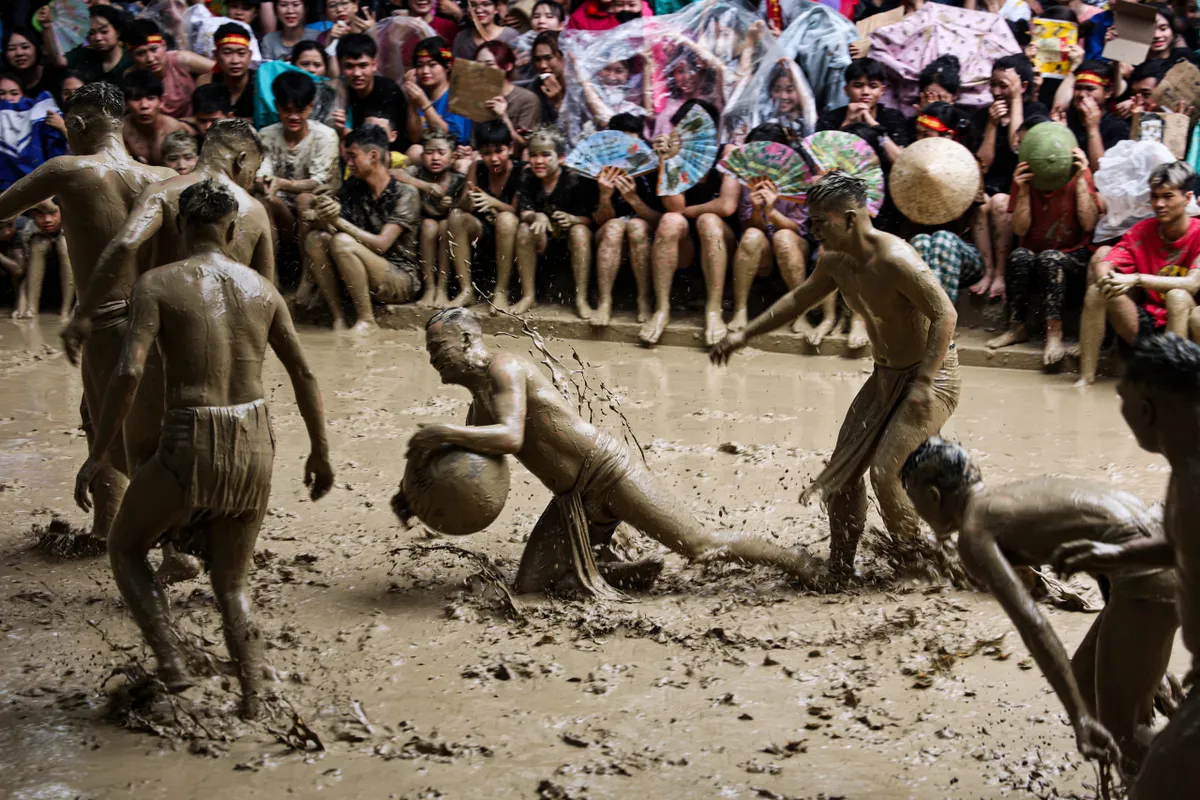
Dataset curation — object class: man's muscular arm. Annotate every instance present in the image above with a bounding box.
[892,245,957,383]
[407,358,528,457]
[1052,537,1176,574]
[0,159,72,220]
[249,205,277,284]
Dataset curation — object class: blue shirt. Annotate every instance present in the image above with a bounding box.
[421,88,474,147]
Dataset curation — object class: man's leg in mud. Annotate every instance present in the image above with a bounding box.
[640,212,690,346]
[696,212,733,347]
[627,219,653,323]
[446,209,479,307]
[418,217,441,307]
[24,234,50,317]
[604,462,822,585]
[491,211,519,314]
[512,220,543,316]
[80,336,130,544]
[569,223,594,320]
[107,454,191,689]
[328,232,381,333]
[303,229,348,330]
[1094,592,1179,770]
[208,512,267,719]
[593,218,626,328]
[56,235,74,319]
[730,227,769,333]
[1133,690,1200,800]
[1165,288,1196,339]
[433,218,454,306]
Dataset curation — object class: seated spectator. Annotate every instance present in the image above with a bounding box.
[161,130,199,175]
[1066,60,1128,173]
[287,41,340,127]
[576,55,643,135]
[318,0,359,51]
[338,33,410,152]
[191,83,234,141]
[50,6,132,86]
[567,0,650,31]
[730,123,810,339]
[212,23,258,119]
[260,0,317,62]
[59,72,86,104]
[23,198,73,320]
[405,37,474,149]
[123,19,214,119]
[259,70,340,261]
[0,74,67,191]
[758,59,815,140]
[122,70,191,167]
[530,31,565,125]
[227,0,264,38]
[915,55,960,119]
[816,57,909,165]
[398,0,460,43]
[361,113,413,173]
[971,54,1044,300]
[399,130,467,306]
[1116,58,1170,119]
[989,138,1099,367]
[1078,161,1200,384]
[6,27,64,102]
[642,100,740,347]
[515,0,565,75]
[304,125,422,333]
[474,41,541,150]
[453,0,519,62]
[0,217,28,318]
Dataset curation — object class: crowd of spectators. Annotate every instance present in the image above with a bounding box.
[4,0,1200,367]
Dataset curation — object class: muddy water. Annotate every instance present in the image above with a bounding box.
[0,317,1184,800]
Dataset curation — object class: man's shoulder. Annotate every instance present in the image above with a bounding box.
[308,120,338,143]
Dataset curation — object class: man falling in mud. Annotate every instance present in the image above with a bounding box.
[1053,334,1200,798]
[74,180,333,719]
[0,82,176,548]
[711,171,960,580]
[903,436,1177,772]
[399,307,822,598]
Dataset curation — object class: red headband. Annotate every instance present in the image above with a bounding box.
[1075,71,1110,87]
[415,45,454,68]
[216,33,252,50]
[143,34,165,46]
[917,114,953,136]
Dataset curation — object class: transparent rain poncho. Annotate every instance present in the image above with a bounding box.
[1094,139,1200,242]
[772,2,858,114]
[560,0,775,144]
[371,16,438,85]
[721,55,817,145]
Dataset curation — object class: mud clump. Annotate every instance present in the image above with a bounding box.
[32,517,106,558]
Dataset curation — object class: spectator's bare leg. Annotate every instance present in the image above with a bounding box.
[492,211,519,314]
[418,218,440,307]
[446,209,479,307]
[1190,306,1200,343]
[24,234,50,318]
[640,212,691,346]
[971,201,994,289]
[329,232,380,333]
[433,218,453,307]
[627,218,653,323]
[696,212,731,347]
[303,229,347,330]
[1076,247,1112,386]
[1165,288,1196,338]
[293,194,319,307]
[56,234,74,319]
[987,193,1012,300]
[569,223,594,320]
[511,221,542,316]
[593,218,626,328]
[730,227,768,332]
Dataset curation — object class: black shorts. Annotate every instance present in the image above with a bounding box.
[1116,306,1161,358]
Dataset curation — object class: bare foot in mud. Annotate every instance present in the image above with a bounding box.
[808,317,836,347]
[591,300,612,328]
[791,316,811,335]
[1073,375,1096,389]
[727,308,749,332]
[416,291,438,308]
[510,295,536,316]
[433,291,452,308]
[847,315,870,350]
[575,298,595,320]
[240,692,262,721]
[987,325,1028,350]
[158,662,197,695]
[1043,333,1067,367]
[331,316,348,332]
[448,290,474,308]
[704,311,727,347]
[351,319,377,335]
[490,295,509,317]
[636,295,652,324]
[968,274,993,297]
[638,310,668,346]
[156,548,202,585]
[988,274,1007,301]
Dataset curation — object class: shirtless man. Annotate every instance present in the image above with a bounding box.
[711,172,960,579]
[122,70,190,167]
[903,436,1175,770]
[74,180,333,719]
[0,82,175,545]
[1053,334,1200,798]
[398,308,822,598]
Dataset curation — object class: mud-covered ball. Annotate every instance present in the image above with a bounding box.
[401,447,510,535]
[1018,122,1078,192]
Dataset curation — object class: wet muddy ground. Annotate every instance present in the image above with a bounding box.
[0,318,1185,800]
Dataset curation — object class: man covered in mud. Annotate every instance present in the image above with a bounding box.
[1053,334,1200,798]
[711,171,960,580]
[0,82,176,547]
[74,180,334,719]
[903,436,1176,771]
[399,307,822,598]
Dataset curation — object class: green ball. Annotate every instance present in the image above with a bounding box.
[1018,122,1079,192]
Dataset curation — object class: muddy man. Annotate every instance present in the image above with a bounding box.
[0,82,176,546]
[74,180,333,719]
[400,307,822,598]
[1054,334,1200,798]
[711,171,960,579]
[903,437,1177,771]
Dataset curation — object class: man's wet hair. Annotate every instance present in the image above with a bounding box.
[123,69,164,100]
[900,437,981,494]
[202,117,265,157]
[422,128,456,152]
[1148,160,1195,192]
[1123,333,1200,398]
[63,81,125,121]
[179,179,238,226]
[426,306,482,333]
[807,170,868,210]
[344,124,390,157]
[162,129,198,157]
[527,125,567,156]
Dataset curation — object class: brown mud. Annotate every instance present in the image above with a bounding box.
[0,316,1188,799]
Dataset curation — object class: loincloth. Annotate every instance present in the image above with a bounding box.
[554,430,632,600]
[91,299,131,332]
[157,399,275,559]
[801,345,961,504]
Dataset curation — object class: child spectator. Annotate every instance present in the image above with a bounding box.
[212,23,258,119]
[23,198,73,320]
[304,125,422,332]
[452,0,519,61]
[260,0,317,61]
[337,33,410,151]
[405,37,474,150]
[0,216,28,318]
[816,57,909,165]
[122,70,191,167]
[161,130,199,175]
[592,112,662,328]
[59,72,85,104]
[398,130,467,305]
[475,41,541,150]
[516,1,565,74]
[123,19,214,119]
[191,83,234,141]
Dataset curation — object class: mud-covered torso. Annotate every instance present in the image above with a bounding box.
[1166,473,1200,667]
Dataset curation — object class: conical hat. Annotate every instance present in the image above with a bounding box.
[890,138,982,226]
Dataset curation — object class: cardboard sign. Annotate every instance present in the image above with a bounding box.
[447,60,505,123]
[1152,60,1200,122]
[1131,111,1189,159]
[1102,1,1158,64]
[1031,18,1078,76]
[852,7,905,57]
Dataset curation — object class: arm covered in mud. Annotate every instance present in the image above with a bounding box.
[74,278,161,511]
[892,243,957,384]
[0,158,72,220]
[710,254,839,363]
[406,357,527,458]
[249,204,277,285]
[267,290,333,500]
[1052,537,1176,574]
[958,520,1121,764]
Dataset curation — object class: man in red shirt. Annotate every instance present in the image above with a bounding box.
[988,147,1100,367]
[566,0,651,31]
[1077,160,1200,384]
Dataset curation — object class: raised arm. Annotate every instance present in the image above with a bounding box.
[892,245,957,382]
[267,291,333,499]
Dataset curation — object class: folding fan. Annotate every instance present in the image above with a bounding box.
[717,141,819,199]
[565,130,660,179]
[802,130,886,216]
[657,105,720,196]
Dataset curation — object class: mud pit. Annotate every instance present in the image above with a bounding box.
[0,319,1187,799]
